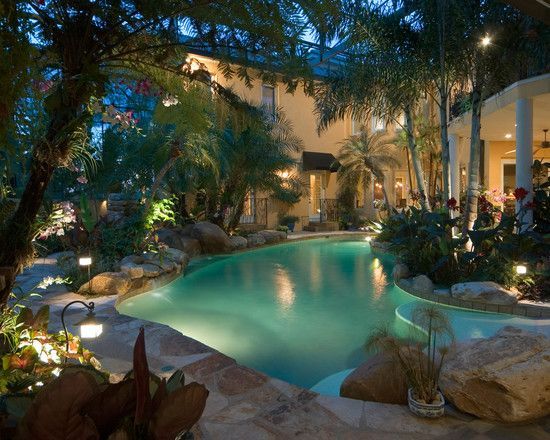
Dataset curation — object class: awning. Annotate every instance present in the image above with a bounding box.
[302,152,340,172]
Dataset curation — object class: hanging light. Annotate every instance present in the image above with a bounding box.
[61,301,104,361]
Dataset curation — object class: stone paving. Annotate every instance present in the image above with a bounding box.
[13,258,550,439]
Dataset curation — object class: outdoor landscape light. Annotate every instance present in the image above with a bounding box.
[505,133,512,139]
[61,301,103,360]
[480,35,491,47]
[79,256,92,266]
[364,236,372,242]
[515,265,527,275]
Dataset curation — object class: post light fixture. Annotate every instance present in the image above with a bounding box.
[79,255,93,294]
[61,301,103,361]
[515,264,527,275]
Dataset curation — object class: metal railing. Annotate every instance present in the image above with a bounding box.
[239,197,268,226]
[310,198,339,223]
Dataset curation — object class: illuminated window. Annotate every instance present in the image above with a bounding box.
[262,85,275,115]
[372,115,385,132]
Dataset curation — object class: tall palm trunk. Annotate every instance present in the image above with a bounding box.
[405,147,414,193]
[405,106,431,211]
[439,100,451,202]
[463,87,483,236]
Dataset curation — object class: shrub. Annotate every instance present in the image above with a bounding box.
[279,215,298,225]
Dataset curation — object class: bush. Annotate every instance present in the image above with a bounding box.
[279,215,298,225]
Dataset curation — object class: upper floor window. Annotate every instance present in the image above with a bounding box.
[351,117,361,135]
[372,114,385,132]
[396,113,405,130]
[262,85,275,115]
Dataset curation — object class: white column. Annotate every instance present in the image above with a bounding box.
[515,98,533,228]
[449,134,460,202]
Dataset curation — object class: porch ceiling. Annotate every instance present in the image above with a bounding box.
[449,74,550,143]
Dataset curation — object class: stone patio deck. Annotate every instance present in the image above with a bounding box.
[14,258,550,439]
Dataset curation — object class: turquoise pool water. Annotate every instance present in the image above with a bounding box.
[118,237,550,391]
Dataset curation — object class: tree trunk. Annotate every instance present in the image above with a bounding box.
[0,157,55,304]
[439,98,451,202]
[405,106,431,211]
[463,87,483,236]
[0,77,88,305]
[405,147,414,194]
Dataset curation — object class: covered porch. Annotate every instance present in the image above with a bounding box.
[448,73,550,225]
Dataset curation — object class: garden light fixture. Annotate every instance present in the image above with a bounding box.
[79,255,93,294]
[515,265,527,275]
[480,35,491,47]
[61,301,103,361]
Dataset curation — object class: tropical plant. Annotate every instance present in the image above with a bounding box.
[0,0,335,304]
[366,305,454,405]
[199,108,304,232]
[336,131,401,212]
[13,327,209,439]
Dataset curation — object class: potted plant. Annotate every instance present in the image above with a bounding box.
[279,215,299,232]
[366,305,453,418]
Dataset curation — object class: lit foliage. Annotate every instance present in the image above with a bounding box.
[0,289,100,396]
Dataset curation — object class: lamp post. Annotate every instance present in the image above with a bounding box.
[61,300,103,361]
[79,256,93,294]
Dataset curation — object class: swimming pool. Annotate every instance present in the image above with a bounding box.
[118,237,550,393]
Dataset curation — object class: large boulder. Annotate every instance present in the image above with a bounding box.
[120,262,144,279]
[143,253,176,273]
[230,235,248,250]
[140,263,163,278]
[401,274,434,295]
[190,221,232,254]
[451,281,518,305]
[258,230,286,244]
[78,272,132,295]
[164,248,189,266]
[392,263,410,282]
[340,353,409,404]
[440,327,550,423]
[246,233,266,248]
[156,228,201,257]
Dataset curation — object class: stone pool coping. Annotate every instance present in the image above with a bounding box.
[370,240,550,319]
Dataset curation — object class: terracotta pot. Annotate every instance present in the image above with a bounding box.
[407,388,445,418]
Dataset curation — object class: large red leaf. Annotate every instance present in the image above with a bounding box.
[16,371,100,440]
[133,327,151,425]
[82,378,136,437]
[149,382,209,440]
[151,378,167,414]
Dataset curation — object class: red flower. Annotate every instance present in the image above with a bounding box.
[446,197,458,211]
[513,187,528,201]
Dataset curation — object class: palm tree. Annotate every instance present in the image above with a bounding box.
[337,131,401,213]
[314,3,433,211]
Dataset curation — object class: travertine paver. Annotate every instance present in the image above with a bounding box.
[13,258,550,439]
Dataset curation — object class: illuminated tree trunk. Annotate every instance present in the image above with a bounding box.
[405,106,431,211]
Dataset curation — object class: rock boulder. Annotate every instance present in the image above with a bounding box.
[190,221,232,254]
[340,353,409,405]
[120,262,144,279]
[78,272,132,295]
[411,275,434,295]
[451,281,518,305]
[246,233,266,248]
[440,327,550,423]
[392,263,410,282]
[258,230,286,244]
[230,235,248,250]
